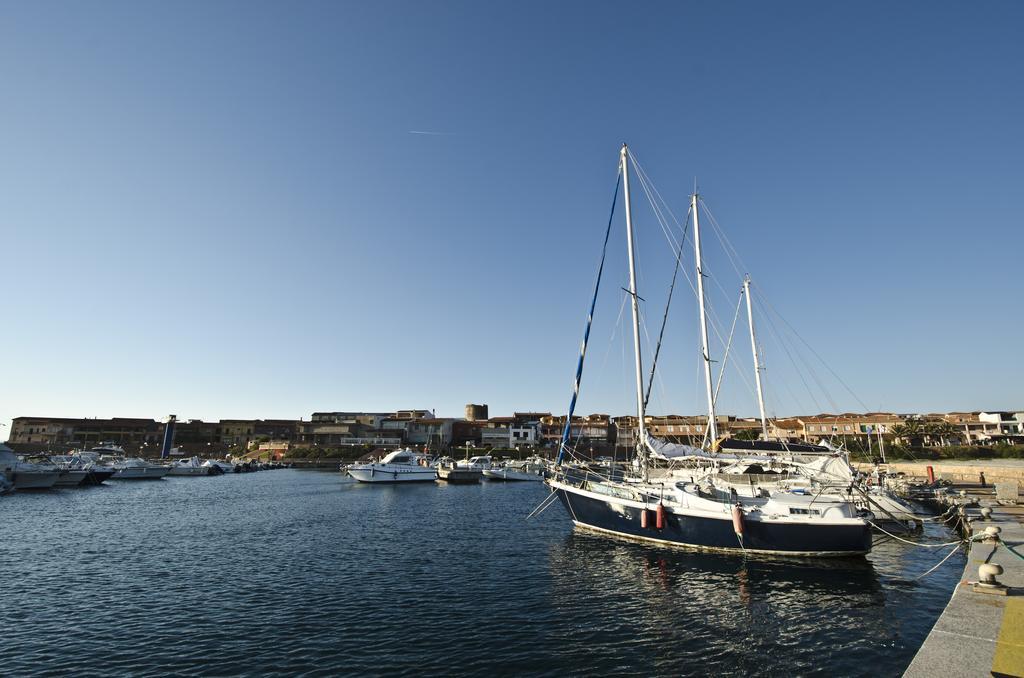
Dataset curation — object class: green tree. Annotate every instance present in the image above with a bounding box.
[925,420,960,447]
[891,420,923,446]
[732,429,762,441]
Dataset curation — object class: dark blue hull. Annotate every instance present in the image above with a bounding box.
[555,487,871,557]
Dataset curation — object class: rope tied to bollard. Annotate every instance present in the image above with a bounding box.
[868,520,969,548]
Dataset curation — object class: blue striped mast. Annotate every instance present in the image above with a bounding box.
[555,155,622,466]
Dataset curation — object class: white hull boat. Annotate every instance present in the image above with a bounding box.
[483,462,545,482]
[348,448,437,483]
[456,455,493,471]
[110,458,170,480]
[202,460,235,474]
[54,469,89,487]
[1,445,60,490]
[168,457,213,476]
[12,470,61,490]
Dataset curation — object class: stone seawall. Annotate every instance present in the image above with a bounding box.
[857,460,1024,485]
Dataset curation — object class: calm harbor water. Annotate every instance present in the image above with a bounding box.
[1,470,963,676]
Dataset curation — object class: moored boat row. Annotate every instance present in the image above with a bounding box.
[343,449,550,484]
[1,442,289,493]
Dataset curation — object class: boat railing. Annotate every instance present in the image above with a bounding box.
[806,482,857,510]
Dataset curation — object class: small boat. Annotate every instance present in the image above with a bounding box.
[107,457,170,480]
[348,448,437,483]
[167,457,213,476]
[21,456,88,487]
[456,455,493,471]
[483,457,546,482]
[14,466,60,489]
[201,460,233,475]
[53,467,90,487]
[0,446,60,490]
[435,458,482,484]
[54,452,117,485]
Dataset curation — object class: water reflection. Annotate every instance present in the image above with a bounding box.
[546,531,914,676]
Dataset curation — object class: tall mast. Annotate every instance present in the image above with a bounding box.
[621,144,647,474]
[743,276,769,439]
[692,193,718,443]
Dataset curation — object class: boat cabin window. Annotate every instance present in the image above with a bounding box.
[392,456,411,464]
[788,507,821,516]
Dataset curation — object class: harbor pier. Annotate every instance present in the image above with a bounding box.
[904,480,1024,677]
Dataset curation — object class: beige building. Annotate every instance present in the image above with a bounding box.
[798,413,904,442]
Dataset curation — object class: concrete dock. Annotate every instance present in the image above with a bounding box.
[904,480,1024,677]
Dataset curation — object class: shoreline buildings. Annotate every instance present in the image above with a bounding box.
[7,407,1024,454]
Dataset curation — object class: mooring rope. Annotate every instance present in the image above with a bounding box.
[910,541,965,581]
[868,520,968,548]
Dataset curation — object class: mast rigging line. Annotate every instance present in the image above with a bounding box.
[712,290,746,415]
[628,158,761,408]
[701,196,865,424]
[752,286,873,414]
[700,192,871,418]
[556,168,622,466]
[622,153,765,431]
[644,204,692,411]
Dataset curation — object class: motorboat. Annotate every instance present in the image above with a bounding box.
[21,456,88,487]
[50,454,116,485]
[456,455,493,471]
[168,457,213,476]
[0,445,60,490]
[202,460,234,475]
[435,457,482,483]
[107,457,170,480]
[53,465,89,487]
[483,457,546,482]
[90,443,127,455]
[348,448,437,483]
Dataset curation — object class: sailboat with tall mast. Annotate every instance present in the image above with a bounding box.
[545,144,872,557]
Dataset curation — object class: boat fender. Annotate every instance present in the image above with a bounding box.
[732,504,744,537]
[656,504,666,530]
[640,509,649,529]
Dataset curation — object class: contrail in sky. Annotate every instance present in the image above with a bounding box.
[408,130,455,136]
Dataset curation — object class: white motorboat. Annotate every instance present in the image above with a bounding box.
[168,457,213,476]
[53,466,90,487]
[202,460,235,475]
[90,443,127,455]
[348,448,437,483]
[50,455,116,485]
[483,458,546,482]
[108,457,170,480]
[456,455,493,471]
[0,445,60,490]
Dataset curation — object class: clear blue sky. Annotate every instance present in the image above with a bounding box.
[2,1,1022,438]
